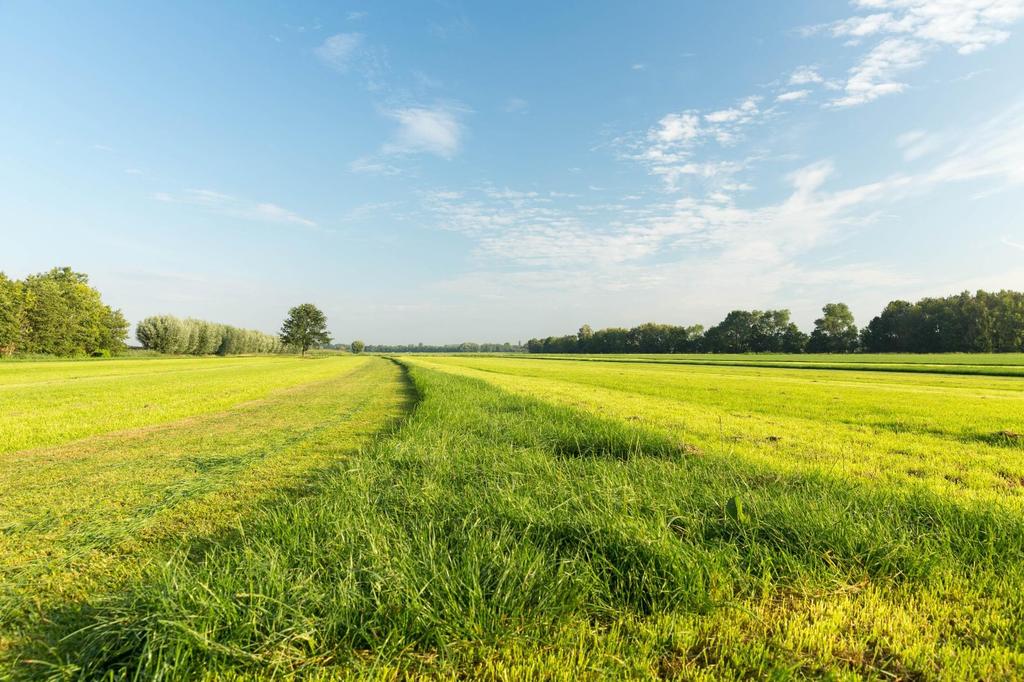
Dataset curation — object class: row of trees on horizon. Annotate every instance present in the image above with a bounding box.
[135,315,284,355]
[4,268,1024,358]
[526,290,1024,354]
[0,267,340,358]
[363,342,525,353]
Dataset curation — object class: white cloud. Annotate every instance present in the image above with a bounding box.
[832,0,1024,54]
[314,33,363,71]
[630,96,765,190]
[155,189,319,228]
[652,112,701,144]
[789,66,824,85]
[819,0,1024,107]
[829,37,924,107]
[418,101,1024,317]
[382,105,464,158]
[776,89,811,102]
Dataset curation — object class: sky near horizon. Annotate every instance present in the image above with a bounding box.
[2,1,1024,344]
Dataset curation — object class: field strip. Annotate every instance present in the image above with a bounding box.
[0,356,414,658]
[409,357,1024,508]
[0,356,374,455]
[0,359,279,390]
[522,353,1024,377]
[457,355,1024,397]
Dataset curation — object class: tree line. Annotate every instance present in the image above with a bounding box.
[0,268,344,358]
[0,267,128,357]
[527,290,1024,354]
[364,342,525,353]
[136,315,284,355]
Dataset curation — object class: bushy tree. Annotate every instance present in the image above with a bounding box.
[860,291,1024,353]
[12,267,127,356]
[0,273,26,356]
[280,303,331,355]
[136,315,187,353]
[137,315,279,355]
[702,310,802,353]
[350,340,365,354]
[807,303,859,353]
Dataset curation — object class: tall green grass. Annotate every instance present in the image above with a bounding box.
[16,362,1024,679]
[0,357,411,678]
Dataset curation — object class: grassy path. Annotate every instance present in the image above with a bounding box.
[14,359,1023,680]
[0,355,369,454]
[0,356,412,676]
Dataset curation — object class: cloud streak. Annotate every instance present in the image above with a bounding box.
[155,189,319,229]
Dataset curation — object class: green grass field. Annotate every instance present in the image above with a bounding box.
[2,353,1024,679]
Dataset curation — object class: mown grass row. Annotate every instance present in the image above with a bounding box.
[415,356,1024,509]
[16,361,1024,679]
[0,357,411,678]
[0,356,367,454]
[523,352,1024,377]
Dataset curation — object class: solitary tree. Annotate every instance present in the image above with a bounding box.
[280,303,331,355]
[350,339,365,355]
[808,302,859,353]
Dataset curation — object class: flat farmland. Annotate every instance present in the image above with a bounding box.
[2,353,1024,679]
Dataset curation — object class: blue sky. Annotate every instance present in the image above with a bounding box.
[2,1,1023,343]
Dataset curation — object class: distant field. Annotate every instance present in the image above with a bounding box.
[524,352,1024,376]
[3,353,1024,679]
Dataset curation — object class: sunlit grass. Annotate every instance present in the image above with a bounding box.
[0,356,411,674]
[0,355,369,454]
[525,351,1024,376]
[4,353,1024,678]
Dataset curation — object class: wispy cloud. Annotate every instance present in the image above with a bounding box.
[829,36,925,107]
[622,95,768,191]
[810,0,1024,107]
[314,33,362,71]
[895,129,942,161]
[776,89,811,102]
[154,189,319,229]
[314,32,388,90]
[382,105,465,158]
[420,101,1024,312]
[924,100,1024,191]
[503,97,529,113]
